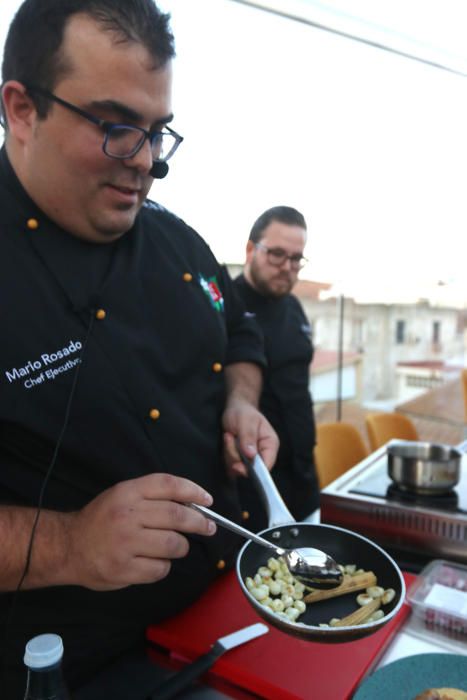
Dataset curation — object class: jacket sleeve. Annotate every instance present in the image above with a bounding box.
[218,265,266,369]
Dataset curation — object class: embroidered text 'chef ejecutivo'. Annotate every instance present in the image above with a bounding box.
[5,339,83,387]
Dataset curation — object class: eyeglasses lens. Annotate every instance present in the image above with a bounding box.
[105,126,176,161]
[267,249,304,269]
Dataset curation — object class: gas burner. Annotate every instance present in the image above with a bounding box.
[386,483,459,510]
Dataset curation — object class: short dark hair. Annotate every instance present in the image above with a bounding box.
[2,0,175,119]
[248,206,307,244]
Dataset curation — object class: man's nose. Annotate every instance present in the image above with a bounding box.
[123,137,153,175]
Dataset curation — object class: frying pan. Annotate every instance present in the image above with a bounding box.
[235,454,406,642]
[387,439,467,494]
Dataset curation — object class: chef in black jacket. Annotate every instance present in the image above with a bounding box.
[0,1,278,695]
[235,206,320,530]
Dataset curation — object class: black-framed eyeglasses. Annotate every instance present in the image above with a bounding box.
[25,84,183,162]
[255,242,307,270]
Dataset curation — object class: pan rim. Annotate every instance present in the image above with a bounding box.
[236,522,406,633]
[387,439,462,461]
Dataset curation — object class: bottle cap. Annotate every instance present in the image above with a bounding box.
[24,634,64,669]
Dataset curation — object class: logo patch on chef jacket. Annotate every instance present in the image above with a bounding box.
[199,275,224,312]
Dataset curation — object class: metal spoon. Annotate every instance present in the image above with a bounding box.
[190,503,343,589]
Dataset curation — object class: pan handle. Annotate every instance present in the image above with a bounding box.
[238,450,295,528]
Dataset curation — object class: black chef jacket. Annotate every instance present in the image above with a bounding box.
[0,146,266,695]
[234,275,319,530]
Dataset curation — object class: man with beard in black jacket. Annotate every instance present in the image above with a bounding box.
[235,206,320,531]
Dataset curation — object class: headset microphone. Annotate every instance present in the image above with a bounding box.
[150,161,169,179]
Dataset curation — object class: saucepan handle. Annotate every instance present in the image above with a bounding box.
[238,449,295,528]
[455,439,467,454]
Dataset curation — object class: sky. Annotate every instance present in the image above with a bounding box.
[1,0,467,306]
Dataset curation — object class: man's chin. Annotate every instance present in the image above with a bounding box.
[262,287,291,299]
[95,209,140,239]
[269,279,293,297]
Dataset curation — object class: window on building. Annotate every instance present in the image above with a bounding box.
[396,320,406,344]
[433,320,441,344]
[353,319,364,348]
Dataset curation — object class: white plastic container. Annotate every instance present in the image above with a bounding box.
[407,559,467,643]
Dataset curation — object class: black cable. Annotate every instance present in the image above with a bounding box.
[0,310,95,675]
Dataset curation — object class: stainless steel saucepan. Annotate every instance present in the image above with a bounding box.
[387,439,467,494]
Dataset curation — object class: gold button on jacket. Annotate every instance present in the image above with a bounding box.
[27,218,39,230]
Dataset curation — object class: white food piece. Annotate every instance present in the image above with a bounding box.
[294,581,305,595]
[271,599,285,613]
[251,584,269,601]
[276,612,289,620]
[282,583,295,597]
[285,606,300,621]
[267,557,280,572]
[367,610,384,622]
[268,580,282,596]
[366,586,385,599]
[382,588,396,604]
[356,594,374,606]
[293,600,306,614]
[281,594,294,608]
[260,596,273,608]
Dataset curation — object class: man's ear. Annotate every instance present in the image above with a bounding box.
[245,239,255,264]
[1,81,38,142]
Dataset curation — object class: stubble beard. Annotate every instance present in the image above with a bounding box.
[249,262,294,298]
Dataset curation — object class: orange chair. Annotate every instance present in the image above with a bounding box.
[314,422,368,489]
[462,369,467,422]
[365,412,418,451]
